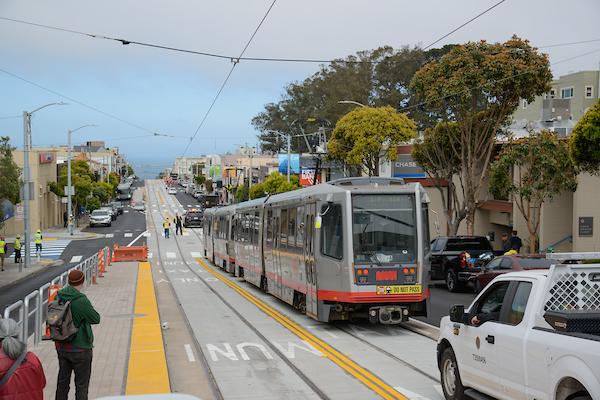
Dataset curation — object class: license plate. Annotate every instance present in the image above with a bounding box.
[376,285,422,295]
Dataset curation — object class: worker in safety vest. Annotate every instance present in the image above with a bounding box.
[14,235,22,264]
[35,229,43,259]
[163,218,171,239]
[0,236,6,271]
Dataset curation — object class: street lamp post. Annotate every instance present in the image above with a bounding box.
[22,102,66,268]
[266,130,292,182]
[67,124,96,235]
[338,100,367,108]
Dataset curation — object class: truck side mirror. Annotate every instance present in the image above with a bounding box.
[449,304,465,323]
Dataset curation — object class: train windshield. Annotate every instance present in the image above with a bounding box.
[352,194,416,264]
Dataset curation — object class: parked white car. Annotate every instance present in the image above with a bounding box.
[89,209,112,227]
[167,187,177,195]
[437,253,600,400]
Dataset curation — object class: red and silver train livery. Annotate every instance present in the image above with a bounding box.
[203,177,431,324]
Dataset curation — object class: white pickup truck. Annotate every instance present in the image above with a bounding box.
[437,253,600,400]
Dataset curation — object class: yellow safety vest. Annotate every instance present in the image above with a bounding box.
[14,238,21,250]
[0,240,5,254]
[35,233,42,244]
[163,221,170,228]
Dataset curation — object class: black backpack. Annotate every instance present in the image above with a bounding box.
[46,299,79,342]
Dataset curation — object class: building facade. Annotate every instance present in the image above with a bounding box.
[2,150,64,237]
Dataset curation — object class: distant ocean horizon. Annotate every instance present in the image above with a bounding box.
[128,155,171,180]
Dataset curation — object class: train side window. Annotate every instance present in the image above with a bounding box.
[321,204,343,260]
[288,207,296,248]
[254,212,260,245]
[281,209,288,247]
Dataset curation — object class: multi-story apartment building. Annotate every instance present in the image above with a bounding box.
[173,156,207,179]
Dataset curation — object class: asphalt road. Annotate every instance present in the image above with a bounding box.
[0,181,147,312]
[416,284,477,327]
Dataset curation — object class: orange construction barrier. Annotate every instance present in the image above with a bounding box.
[43,284,62,340]
[112,244,118,263]
[112,244,148,262]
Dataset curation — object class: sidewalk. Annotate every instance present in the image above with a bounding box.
[33,261,139,399]
[0,228,105,290]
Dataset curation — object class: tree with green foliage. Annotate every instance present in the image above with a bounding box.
[108,172,120,192]
[489,131,577,253]
[569,100,600,174]
[92,181,114,204]
[412,122,462,234]
[328,106,416,176]
[194,175,206,186]
[410,35,552,234]
[235,183,249,203]
[249,172,300,199]
[126,165,134,176]
[252,45,456,153]
[53,160,96,214]
[87,196,101,212]
[0,137,20,228]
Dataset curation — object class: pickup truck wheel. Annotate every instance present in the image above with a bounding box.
[441,347,466,400]
[446,270,459,292]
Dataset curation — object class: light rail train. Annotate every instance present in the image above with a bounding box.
[203,177,431,324]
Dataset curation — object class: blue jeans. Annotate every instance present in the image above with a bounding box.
[164,228,169,238]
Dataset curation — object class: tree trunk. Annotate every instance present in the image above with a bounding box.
[529,232,537,254]
[465,208,475,236]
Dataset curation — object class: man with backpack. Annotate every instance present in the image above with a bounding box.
[54,270,100,400]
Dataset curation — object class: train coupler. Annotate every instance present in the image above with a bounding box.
[369,306,409,324]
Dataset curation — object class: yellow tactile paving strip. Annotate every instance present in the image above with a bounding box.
[126,262,171,394]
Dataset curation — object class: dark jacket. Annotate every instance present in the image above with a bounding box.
[0,349,46,400]
[510,236,523,252]
[175,216,183,226]
[57,286,100,349]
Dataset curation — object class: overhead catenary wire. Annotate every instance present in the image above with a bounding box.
[422,0,506,50]
[0,66,157,134]
[181,0,278,156]
[2,14,600,65]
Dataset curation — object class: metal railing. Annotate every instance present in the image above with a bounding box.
[2,247,107,347]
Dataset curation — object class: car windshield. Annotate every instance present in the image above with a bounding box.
[92,210,109,216]
[352,194,416,264]
[520,258,555,269]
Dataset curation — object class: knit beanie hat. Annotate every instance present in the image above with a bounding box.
[68,270,85,286]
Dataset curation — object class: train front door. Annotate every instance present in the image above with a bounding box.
[304,202,318,318]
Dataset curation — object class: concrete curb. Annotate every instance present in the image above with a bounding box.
[0,261,63,292]
[400,318,440,341]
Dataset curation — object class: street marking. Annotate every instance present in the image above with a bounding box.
[190,252,202,258]
[127,231,148,247]
[182,232,190,236]
[105,234,114,238]
[393,387,432,400]
[143,232,151,237]
[166,252,177,259]
[184,344,196,362]
[124,233,133,238]
[70,255,83,263]
[196,258,409,400]
[124,210,129,213]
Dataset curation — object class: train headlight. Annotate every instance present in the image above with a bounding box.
[370,309,377,317]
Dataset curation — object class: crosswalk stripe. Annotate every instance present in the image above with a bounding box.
[166,252,176,259]
[190,252,202,258]
[105,234,114,238]
[143,232,151,237]
[70,256,83,263]
[124,233,133,238]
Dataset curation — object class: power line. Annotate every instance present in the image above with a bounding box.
[423,0,507,50]
[399,47,600,114]
[0,66,156,134]
[3,14,599,65]
[182,0,277,156]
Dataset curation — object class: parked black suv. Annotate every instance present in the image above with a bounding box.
[428,236,494,292]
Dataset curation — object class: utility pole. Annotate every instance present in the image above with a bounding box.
[67,124,95,235]
[286,133,291,182]
[22,111,31,269]
[21,102,66,268]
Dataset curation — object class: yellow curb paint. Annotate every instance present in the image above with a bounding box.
[126,262,170,395]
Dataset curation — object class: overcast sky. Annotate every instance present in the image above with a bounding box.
[1,0,599,176]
